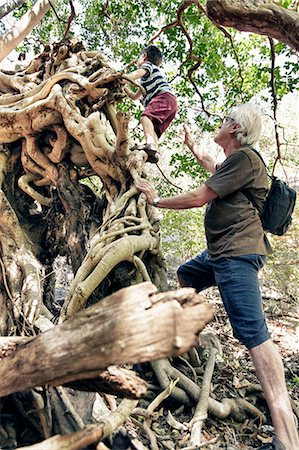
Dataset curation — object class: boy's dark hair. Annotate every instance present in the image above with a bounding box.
[141,45,163,66]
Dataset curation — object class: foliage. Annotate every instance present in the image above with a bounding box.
[161,208,206,264]
[9,0,297,114]
[4,2,298,153]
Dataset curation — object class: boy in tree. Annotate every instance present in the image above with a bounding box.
[124,45,178,163]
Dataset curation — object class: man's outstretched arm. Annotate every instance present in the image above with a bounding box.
[136,180,218,209]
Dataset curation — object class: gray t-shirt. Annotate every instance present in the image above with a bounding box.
[205,147,272,258]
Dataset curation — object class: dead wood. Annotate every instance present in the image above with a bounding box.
[17,398,138,450]
[64,366,148,399]
[206,0,299,51]
[0,282,214,397]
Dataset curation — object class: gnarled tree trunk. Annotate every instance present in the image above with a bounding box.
[0,39,214,448]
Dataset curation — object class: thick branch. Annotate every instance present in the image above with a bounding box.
[65,366,148,399]
[0,0,26,20]
[206,0,299,51]
[0,0,58,62]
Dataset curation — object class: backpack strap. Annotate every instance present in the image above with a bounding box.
[243,187,261,212]
[248,146,267,169]
[242,146,270,213]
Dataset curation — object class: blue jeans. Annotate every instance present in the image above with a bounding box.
[177,250,270,349]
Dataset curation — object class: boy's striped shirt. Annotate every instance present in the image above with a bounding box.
[140,62,173,106]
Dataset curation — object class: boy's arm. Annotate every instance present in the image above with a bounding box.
[127,68,148,80]
[124,86,142,100]
[124,67,148,101]
[183,124,217,174]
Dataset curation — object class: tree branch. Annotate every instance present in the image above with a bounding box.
[0,0,26,20]
[268,37,282,175]
[206,0,299,51]
[0,0,58,62]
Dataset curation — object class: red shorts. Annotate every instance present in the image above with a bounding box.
[142,92,178,138]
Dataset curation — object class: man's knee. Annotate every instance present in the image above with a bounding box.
[231,321,271,350]
[177,264,190,287]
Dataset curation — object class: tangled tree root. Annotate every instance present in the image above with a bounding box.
[151,334,266,424]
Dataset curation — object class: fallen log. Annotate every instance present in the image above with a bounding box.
[0,282,214,397]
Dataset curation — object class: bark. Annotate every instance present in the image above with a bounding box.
[206,0,299,51]
[0,0,58,61]
[0,41,167,335]
[65,366,148,399]
[0,0,26,20]
[0,282,214,397]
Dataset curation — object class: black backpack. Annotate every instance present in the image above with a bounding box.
[244,148,297,236]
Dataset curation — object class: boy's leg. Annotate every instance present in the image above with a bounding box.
[140,115,158,150]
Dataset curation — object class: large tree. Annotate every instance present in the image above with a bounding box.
[0,1,298,448]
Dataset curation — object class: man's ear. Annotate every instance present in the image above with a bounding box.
[229,122,240,134]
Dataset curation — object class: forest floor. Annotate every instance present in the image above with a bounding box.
[112,283,299,450]
[53,257,298,450]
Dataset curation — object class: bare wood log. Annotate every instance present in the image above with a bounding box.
[206,0,299,51]
[64,366,148,399]
[0,282,214,397]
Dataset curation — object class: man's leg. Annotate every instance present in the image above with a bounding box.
[250,340,299,450]
[177,250,216,292]
[211,254,298,449]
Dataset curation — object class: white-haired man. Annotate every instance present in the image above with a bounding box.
[136,104,298,450]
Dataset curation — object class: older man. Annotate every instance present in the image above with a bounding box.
[136,104,298,450]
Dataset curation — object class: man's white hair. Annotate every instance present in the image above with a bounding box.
[229,103,263,146]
